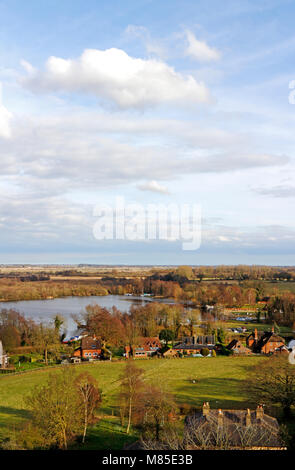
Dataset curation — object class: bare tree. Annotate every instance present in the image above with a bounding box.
[244,356,295,416]
[75,372,102,443]
[31,323,60,365]
[119,360,144,434]
[141,416,283,450]
[184,416,281,450]
[136,384,177,441]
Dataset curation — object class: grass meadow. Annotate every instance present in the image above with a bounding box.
[0,355,266,449]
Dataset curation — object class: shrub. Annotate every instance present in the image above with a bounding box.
[159,345,170,355]
[216,343,233,356]
[200,348,210,357]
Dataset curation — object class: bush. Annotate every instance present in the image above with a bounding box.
[159,345,170,355]
[216,343,233,356]
[200,348,210,357]
[111,346,125,357]
[211,349,217,357]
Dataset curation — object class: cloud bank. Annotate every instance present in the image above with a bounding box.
[21,48,212,109]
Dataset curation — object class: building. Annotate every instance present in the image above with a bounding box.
[184,402,285,450]
[73,336,102,360]
[125,337,161,358]
[226,339,252,355]
[246,328,285,354]
[162,348,179,358]
[0,340,8,368]
[172,335,215,356]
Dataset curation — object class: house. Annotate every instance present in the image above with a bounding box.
[125,337,161,358]
[274,344,289,355]
[0,340,8,368]
[226,339,252,355]
[73,336,102,360]
[246,327,285,354]
[184,402,285,450]
[172,335,215,355]
[163,348,179,358]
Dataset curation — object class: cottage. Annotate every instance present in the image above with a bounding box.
[246,328,285,354]
[184,402,285,450]
[226,339,252,355]
[73,336,102,360]
[163,348,179,358]
[125,337,161,358]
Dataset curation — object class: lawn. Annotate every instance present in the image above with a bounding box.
[0,356,266,449]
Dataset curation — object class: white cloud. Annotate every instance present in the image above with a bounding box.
[185,30,221,62]
[0,113,289,199]
[21,48,212,109]
[125,24,166,58]
[137,180,170,194]
[254,184,295,198]
[0,104,12,138]
[20,59,35,74]
[0,83,12,139]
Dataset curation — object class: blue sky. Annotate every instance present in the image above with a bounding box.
[0,0,295,265]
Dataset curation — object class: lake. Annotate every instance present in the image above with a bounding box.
[0,295,176,336]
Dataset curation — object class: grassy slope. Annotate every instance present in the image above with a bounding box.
[0,356,266,448]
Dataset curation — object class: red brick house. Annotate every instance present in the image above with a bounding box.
[73,336,102,360]
[246,328,285,354]
[125,337,161,358]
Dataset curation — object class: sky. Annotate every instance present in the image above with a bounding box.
[0,0,295,265]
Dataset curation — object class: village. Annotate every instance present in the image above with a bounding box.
[0,266,295,451]
[58,325,293,362]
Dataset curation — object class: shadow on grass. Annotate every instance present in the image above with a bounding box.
[71,418,138,450]
[0,406,29,423]
[173,376,249,409]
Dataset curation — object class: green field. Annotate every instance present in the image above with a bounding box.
[0,356,267,449]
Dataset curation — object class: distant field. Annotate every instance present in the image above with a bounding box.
[265,281,295,294]
[0,356,266,449]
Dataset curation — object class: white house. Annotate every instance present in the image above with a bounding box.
[0,340,8,368]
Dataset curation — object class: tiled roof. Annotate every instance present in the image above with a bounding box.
[185,409,283,448]
[81,336,101,350]
[173,343,215,350]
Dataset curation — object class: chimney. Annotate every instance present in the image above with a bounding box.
[256,405,264,420]
[202,402,210,416]
[254,328,258,341]
[217,409,223,427]
[246,408,251,427]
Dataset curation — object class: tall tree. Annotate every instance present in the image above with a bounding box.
[119,360,144,434]
[75,372,102,443]
[136,384,177,441]
[245,356,295,416]
[31,323,60,365]
[24,368,84,449]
